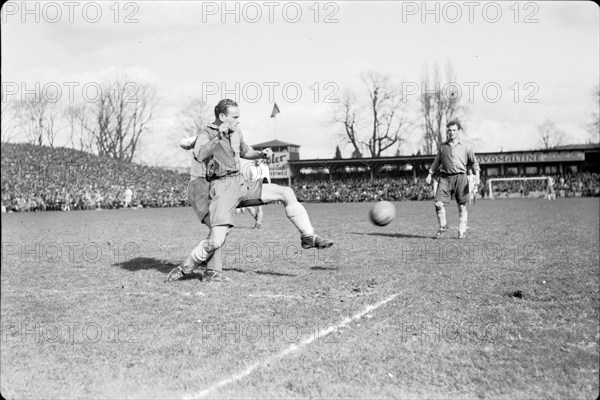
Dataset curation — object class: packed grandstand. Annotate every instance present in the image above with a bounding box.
[2,143,599,212]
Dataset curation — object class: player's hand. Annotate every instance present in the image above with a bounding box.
[218,122,232,137]
[261,148,273,159]
[425,174,432,185]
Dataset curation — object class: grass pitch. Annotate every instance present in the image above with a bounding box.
[1,199,599,399]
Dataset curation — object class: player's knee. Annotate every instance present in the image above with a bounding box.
[281,186,297,204]
[204,240,223,254]
[205,230,228,252]
[434,201,444,210]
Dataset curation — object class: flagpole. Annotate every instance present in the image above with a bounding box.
[271,102,280,140]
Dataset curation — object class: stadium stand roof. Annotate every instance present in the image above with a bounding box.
[287,143,600,168]
[251,139,300,148]
[551,143,600,151]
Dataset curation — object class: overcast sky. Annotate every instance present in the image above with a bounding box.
[2,1,599,167]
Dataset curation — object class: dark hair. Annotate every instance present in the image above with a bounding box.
[446,120,461,130]
[214,99,238,118]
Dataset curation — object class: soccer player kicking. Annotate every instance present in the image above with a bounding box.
[425,121,480,239]
[167,99,333,282]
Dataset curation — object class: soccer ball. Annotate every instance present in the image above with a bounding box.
[369,201,396,226]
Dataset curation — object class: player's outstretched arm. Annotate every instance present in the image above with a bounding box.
[242,147,272,160]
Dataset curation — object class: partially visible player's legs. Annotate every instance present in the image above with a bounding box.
[433,177,450,238]
[260,184,333,249]
[458,202,468,238]
[434,201,448,238]
[435,202,447,227]
[244,206,262,228]
[186,225,229,271]
[253,206,264,229]
[203,212,223,273]
[456,174,470,239]
[168,177,224,281]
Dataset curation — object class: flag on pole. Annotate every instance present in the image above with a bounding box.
[270,103,280,118]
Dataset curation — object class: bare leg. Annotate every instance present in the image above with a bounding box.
[256,206,264,224]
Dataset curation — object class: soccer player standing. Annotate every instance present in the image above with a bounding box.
[546,176,556,200]
[246,159,271,229]
[425,121,480,239]
[170,99,333,282]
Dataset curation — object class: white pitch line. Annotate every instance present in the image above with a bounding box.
[186,292,400,399]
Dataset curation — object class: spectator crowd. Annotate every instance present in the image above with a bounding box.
[292,173,600,203]
[2,143,599,213]
[2,143,189,213]
[292,177,434,202]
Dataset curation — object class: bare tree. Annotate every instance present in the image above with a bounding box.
[1,98,21,143]
[362,71,408,157]
[589,85,599,143]
[331,90,363,158]
[43,102,62,148]
[64,104,94,152]
[178,98,212,137]
[538,119,565,149]
[17,95,47,146]
[331,72,411,158]
[13,87,63,147]
[420,62,467,154]
[84,72,158,162]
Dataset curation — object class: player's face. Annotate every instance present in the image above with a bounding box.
[220,106,240,131]
[447,125,459,141]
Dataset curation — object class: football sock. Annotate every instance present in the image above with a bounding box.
[190,240,211,265]
[207,247,222,272]
[435,202,447,228]
[458,204,468,234]
[285,202,315,237]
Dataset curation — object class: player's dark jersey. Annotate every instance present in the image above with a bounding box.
[194,124,251,181]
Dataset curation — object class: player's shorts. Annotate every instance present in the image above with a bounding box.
[547,187,555,194]
[209,175,265,226]
[435,173,470,204]
[188,177,210,225]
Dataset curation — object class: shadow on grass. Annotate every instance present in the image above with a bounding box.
[310,266,340,271]
[349,231,432,239]
[224,267,296,277]
[116,257,178,274]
